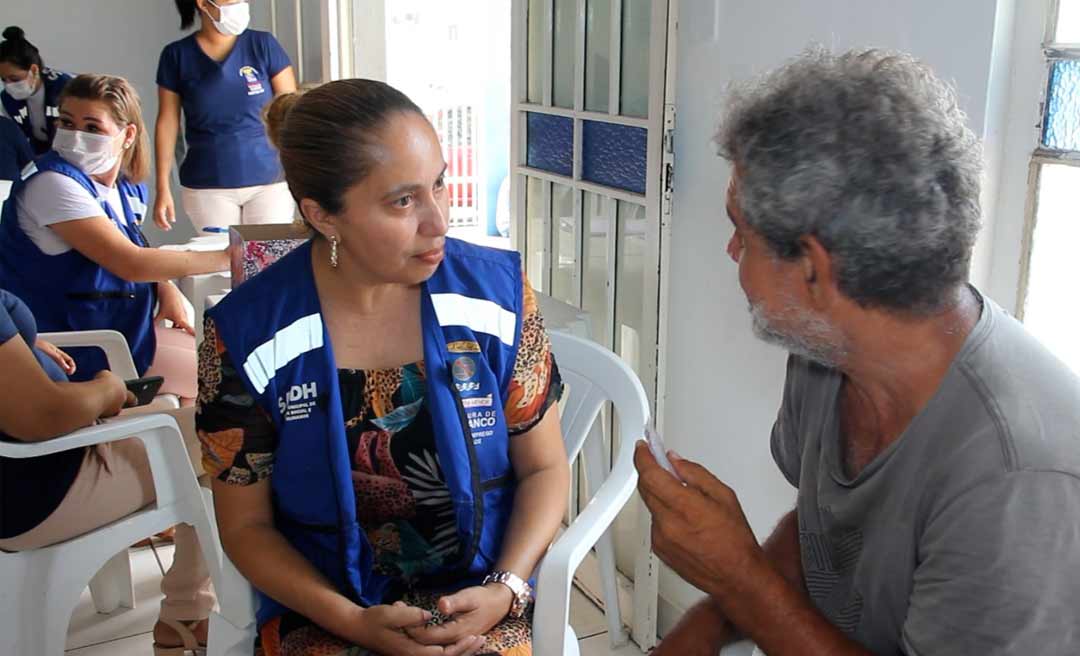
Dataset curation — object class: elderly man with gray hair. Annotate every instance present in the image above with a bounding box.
[635,48,1080,655]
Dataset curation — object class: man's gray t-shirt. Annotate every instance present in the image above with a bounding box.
[772,291,1080,655]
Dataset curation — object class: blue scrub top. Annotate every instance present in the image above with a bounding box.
[0,116,34,181]
[157,30,291,190]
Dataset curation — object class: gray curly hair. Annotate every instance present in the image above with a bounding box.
[716,48,983,315]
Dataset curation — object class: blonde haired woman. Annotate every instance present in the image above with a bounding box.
[0,74,228,402]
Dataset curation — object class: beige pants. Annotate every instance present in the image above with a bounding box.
[180,182,295,232]
[0,407,215,622]
[145,325,198,404]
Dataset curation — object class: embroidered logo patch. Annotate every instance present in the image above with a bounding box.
[239,65,265,96]
[451,356,476,382]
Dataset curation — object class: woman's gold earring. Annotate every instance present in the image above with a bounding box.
[329,235,339,268]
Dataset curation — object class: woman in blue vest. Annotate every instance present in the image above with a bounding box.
[0,74,229,400]
[0,26,72,155]
[153,0,297,233]
[199,81,571,655]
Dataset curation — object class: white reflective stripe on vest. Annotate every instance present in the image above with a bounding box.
[430,293,516,347]
[243,313,325,394]
[126,195,147,216]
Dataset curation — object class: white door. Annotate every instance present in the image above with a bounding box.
[511,0,676,647]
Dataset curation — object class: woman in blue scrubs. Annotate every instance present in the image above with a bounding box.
[153,0,297,232]
[0,26,73,155]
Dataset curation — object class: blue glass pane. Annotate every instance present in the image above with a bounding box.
[582,121,647,194]
[526,112,573,177]
[1043,60,1080,150]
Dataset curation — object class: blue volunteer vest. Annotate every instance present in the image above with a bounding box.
[208,238,524,626]
[0,152,156,380]
[1,68,72,155]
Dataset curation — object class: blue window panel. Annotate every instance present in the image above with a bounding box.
[582,120,647,194]
[526,113,573,177]
[1043,60,1080,150]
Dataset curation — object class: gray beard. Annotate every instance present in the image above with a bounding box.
[750,301,846,368]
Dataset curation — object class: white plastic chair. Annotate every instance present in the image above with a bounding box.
[39,329,180,409]
[207,330,651,656]
[532,330,651,654]
[0,414,222,656]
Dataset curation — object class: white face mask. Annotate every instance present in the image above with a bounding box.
[53,127,127,175]
[207,0,250,36]
[4,70,37,101]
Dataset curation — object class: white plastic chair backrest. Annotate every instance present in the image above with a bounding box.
[548,331,649,465]
[38,329,139,380]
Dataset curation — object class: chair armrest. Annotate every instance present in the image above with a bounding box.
[0,414,193,510]
[0,415,170,458]
[532,443,638,652]
[38,330,138,379]
[536,457,637,588]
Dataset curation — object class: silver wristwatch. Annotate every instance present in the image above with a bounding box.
[482,570,533,618]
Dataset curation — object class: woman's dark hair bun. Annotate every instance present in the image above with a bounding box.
[0,26,42,71]
[2,26,27,42]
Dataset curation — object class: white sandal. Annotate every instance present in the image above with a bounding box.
[153,618,207,656]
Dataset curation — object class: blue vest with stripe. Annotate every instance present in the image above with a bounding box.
[0,152,156,380]
[207,238,524,626]
[1,68,73,155]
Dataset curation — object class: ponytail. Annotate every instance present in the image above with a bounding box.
[174,0,197,30]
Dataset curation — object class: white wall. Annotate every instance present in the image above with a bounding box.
[660,0,1016,631]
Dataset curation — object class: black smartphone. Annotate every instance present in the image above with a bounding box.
[125,376,165,406]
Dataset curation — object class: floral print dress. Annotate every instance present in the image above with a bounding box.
[197,281,562,656]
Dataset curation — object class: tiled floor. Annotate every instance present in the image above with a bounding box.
[63,542,647,655]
